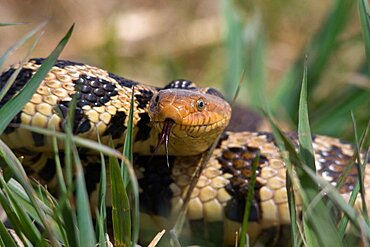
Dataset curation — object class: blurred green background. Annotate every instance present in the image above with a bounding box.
[0,0,369,140]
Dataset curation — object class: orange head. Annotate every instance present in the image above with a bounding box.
[149,88,231,155]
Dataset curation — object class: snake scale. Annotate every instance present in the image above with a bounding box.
[0,58,369,246]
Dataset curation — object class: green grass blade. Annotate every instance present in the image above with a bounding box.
[64,92,79,190]
[0,177,61,246]
[302,165,370,239]
[109,155,131,247]
[7,179,53,218]
[52,134,67,194]
[0,141,58,246]
[239,153,259,247]
[298,59,316,172]
[298,61,343,247]
[1,181,43,246]
[265,109,343,246]
[73,147,97,247]
[0,24,74,135]
[58,89,83,247]
[350,113,368,219]
[358,0,370,68]
[0,22,25,27]
[337,153,365,237]
[97,140,107,247]
[0,220,18,247]
[0,186,27,244]
[286,160,299,247]
[59,202,79,247]
[52,100,79,246]
[0,21,47,71]
[6,181,65,244]
[6,179,65,243]
[297,61,320,246]
[278,132,342,246]
[121,88,140,244]
[96,210,107,247]
[96,214,107,246]
[121,88,134,185]
[264,111,301,246]
[336,119,369,238]
[298,60,320,246]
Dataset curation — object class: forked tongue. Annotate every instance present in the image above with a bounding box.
[153,119,175,167]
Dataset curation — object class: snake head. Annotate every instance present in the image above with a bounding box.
[149,88,232,156]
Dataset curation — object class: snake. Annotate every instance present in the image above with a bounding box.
[0,58,369,246]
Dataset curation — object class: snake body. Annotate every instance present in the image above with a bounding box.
[0,59,369,246]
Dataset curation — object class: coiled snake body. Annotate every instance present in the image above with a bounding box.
[0,59,369,246]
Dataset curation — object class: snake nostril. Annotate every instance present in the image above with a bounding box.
[150,94,160,112]
[155,94,160,103]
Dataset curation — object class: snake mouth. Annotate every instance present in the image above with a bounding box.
[152,118,228,140]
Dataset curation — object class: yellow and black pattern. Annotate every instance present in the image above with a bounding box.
[0,58,161,153]
[135,132,370,245]
[0,59,369,246]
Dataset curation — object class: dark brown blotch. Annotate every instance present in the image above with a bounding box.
[218,144,267,223]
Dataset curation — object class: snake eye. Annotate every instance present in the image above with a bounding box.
[196,98,206,111]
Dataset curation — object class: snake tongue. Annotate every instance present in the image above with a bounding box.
[154,119,175,167]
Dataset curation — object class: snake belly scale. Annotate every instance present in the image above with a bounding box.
[0,59,369,246]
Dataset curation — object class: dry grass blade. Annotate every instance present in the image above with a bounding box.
[0,30,43,102]
[148,230,166,247]
[170,132,223,241]
[17,124,123,159]
[0,20,46,70]
[0,220,18,247]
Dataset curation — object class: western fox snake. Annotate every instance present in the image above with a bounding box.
[0,59,369,246]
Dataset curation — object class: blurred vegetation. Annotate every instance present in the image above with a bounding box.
[1,0,368,141]
[221,0,369,142]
